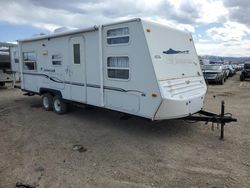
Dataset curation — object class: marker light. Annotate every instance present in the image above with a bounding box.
[152,93,157,97]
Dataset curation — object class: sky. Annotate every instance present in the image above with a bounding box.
[0,0,249,57]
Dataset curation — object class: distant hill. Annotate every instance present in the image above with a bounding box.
[199,55,250,63]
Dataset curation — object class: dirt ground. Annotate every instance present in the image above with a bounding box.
[0,72,249,188]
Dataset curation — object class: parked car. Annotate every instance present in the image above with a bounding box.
[222,65,230,78]
[238,64,243,71]
[202,64,226,85]
[231,64,238,72]
[228,65,236,76]
[240,63,250,81]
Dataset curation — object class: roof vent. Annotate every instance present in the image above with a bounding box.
[32,33,46,37]
[54,27,76,33]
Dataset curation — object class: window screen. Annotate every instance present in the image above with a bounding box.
[107,57,129,79]
[23,52,37,71]
[107,27,129,45]
[73,44,80,64]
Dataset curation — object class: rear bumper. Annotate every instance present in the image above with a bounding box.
[205,78,222,82]
[0,71,13,82]
[154,95,205,120]
[154,77,207,120]
[204,75,223,81]
[204,74,225,83]
[0,77,13,82]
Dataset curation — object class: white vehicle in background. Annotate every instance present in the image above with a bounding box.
[17,18,207,120]
[0,42,16,86]
[222,64,230,78]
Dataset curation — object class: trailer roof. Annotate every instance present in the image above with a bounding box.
[18,18,141,43]
[0,42,17,47]
[141,19,189,35]
[18,18,190,43]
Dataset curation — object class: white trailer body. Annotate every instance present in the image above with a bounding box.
[18,18,207,120]
[10,46,20,73]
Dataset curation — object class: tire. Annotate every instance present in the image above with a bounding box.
[0,82,5,87]
[42,93,53,111]
[240,74,245,81]
[52,95,67,114]
[220,77,224,85]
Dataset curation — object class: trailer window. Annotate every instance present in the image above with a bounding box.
[107,27,129,45]
[23,52,37,71]
[73,44,80,64]
[107,57,129,79]
[52,53,62,66]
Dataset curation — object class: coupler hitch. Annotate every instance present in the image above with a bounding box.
[182,101,237,140]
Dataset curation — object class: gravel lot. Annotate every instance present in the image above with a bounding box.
[0,72,249,188]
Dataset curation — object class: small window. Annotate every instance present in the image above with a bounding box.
[52,53,62,65]
[14,51,19,63]
[23,52,37,71]
[107,57,129,79]
[107,27,129,45]
[73,44,80,64]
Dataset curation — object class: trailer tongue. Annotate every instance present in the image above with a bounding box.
[182,100,237,140]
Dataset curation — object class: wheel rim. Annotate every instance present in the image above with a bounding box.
[43,97,49,108]
[54,99,61,112]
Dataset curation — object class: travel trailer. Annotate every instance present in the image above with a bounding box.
[18,18,207,120]
[0,42,16,86]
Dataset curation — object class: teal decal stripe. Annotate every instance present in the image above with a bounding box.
[23,72,145,95]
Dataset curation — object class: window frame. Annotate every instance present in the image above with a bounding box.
[23,51,37,71]
[106,56,131,81]
[73,43,81,65]
[106,26,130,46]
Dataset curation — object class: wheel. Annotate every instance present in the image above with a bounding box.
[220,77,224,85]
[240,74,245,81]
[42,93,53,111]
[0,82,5,87]
[53,95,67,114]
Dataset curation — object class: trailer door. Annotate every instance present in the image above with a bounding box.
[69,36,86,103]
